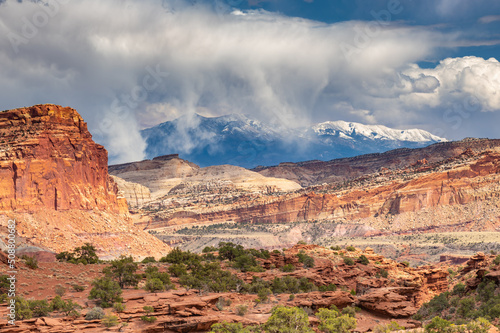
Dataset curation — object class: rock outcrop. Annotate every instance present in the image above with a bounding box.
[0,104,170,258]
[0,104,127,213]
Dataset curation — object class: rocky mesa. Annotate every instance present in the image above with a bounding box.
[0,104,170,258]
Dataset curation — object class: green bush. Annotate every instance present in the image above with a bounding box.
[317,307,357,333]
[297,251,315,268]
[61,300,81,317]
[13,296,32,320]
[236,304,248,316]
[145,277,165,293]
[264,306,313,333]
[330,246,341,251]
[50,295,65,311]
[457,297,475,318]
[56,243,99,265]
[103,256,140,288]
[113,302,125,312]
[452,283,466,296]
[209,321,252,332]
[25,256,38,269]
[54,284,65,296]
[102,314,119,327]
[29,299,50,317]
[379,269,389,278]
[425,316,451,333]
[358,255,369,265]
[493,255,500,265]
[141,256,156,263]
[168,263,188,277]
[373,320,405,333]
[72,284,86,292]
[343,257,355,266]
[85,307,105,320]
[318,284,337,292]
[281,264,295,272]
[88,277,123,308]
[346,246,356,252]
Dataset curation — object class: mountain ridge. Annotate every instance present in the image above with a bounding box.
[141,113,446,168]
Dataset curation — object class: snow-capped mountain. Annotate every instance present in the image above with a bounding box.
[141,114,446,168]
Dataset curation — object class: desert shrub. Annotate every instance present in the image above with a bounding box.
[72,284,86,292]
[264,306,313,333]
[202,246,217,253]
[379,269,389,278]
[113,302,125,312]
[233,253,258,272]
[457,297,475,318]
[103,255,140,288]
[493,255,500,265]
[179,262,242,293]
[168,263,188,277]
[257,287,272,303]
[141,305,157,323]
[318,284,337,292]
[145,277,164,293]
[0,275,10,294]
[141,315,157,323]
[29,299,51,317]
[50,295,65,311]
[452,283,466,296]
[466,318,491,333]
[373,320,405,333]
[331,245,341,251]
[401,261,410,267]
[341,306,357,318]
[236,304,248,316]
[55,284,66,296]
[209,321,252,333]
[343,257,355,266]
[102,314,119,327]
[86,306,105,320]
[424,316,451,333]
[358,255,369,265]
[297,251,315,268]
[141,256,156,263]
[14,296,32,320]
[281,264,295,272]
[145,266,173,289]
[346,246,356,252]
[88,277,123,307]
[216,297,231,310]
[61,300,81,317]
[218,242,246,261]
[317,306,357,333]
[25,256,38,269]
[57,243,99,265]
[298,277,315,293]
[160,247,202,269]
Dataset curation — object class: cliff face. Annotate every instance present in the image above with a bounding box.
[0,104,170,258]
[0,104,127,213]
[142,151,500,233]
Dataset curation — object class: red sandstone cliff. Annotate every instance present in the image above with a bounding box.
[0,104,127,213]
[142,151,500,233]
[0,104,169,258]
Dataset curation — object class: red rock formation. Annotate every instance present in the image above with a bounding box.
[0,104,170,257]
[142,151,500,233]
[0,104,127,213]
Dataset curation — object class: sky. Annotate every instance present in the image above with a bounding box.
[0,0,499,164]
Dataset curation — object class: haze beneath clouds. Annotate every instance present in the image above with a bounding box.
[0,0,499,163]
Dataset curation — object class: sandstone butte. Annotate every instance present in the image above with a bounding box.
[0,104,170,258]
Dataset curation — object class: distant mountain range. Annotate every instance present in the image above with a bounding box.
[141,114,446,168]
